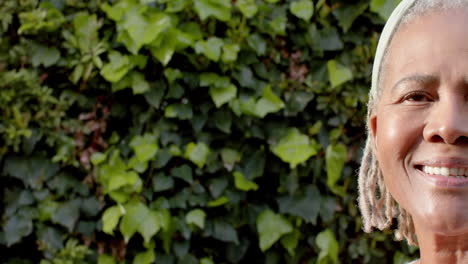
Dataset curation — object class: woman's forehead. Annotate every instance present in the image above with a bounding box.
[382,8,468,90]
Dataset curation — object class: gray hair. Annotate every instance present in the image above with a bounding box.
[359,0,468,246]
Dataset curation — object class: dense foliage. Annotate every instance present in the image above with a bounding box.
[0,0,419,263]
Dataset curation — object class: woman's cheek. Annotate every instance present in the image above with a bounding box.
[384,111,420,156]
[376,109,423,206]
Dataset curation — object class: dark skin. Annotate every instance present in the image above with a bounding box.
[370,9,468,264]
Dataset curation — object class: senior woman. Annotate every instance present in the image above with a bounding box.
[358,0,468,263]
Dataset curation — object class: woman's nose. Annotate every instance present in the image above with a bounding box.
[423,98,468,145]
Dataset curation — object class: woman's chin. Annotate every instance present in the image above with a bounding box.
[415,209,468,236]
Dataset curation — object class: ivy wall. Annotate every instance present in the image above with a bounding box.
[0,0,418,263]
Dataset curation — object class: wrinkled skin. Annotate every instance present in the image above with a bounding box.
[370,8,468,264]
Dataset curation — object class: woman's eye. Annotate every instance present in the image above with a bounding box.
[403,92,432,102]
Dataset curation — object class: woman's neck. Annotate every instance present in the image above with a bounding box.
[416,225,468,264]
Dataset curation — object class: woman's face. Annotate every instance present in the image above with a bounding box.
[371,9,468,235]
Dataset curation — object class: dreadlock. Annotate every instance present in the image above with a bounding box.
[358,0,468,247]
[358,135,418,245]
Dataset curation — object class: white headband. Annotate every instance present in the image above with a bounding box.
[371,0,416,101]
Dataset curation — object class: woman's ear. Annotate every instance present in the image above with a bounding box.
[369,112,378,149]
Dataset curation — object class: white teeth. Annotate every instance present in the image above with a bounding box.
[440,167,449,176]
[423,166,429,173]
[450,168,458,175]
[428,166,434,174]
[422,166,468,177]
[460,168,466,176]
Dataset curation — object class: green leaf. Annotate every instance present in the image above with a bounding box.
[102,205,122,235]
[122,9,171,53]
[285,91,314,116]
[164,68,183,83]
[185,209,206,229]
[209,84,237,108]
[3,156,59,190]
[98,254,116,264]
[208,196,229,207]
[149,28,179,66]
[167,83,184,100]
[393,251,413,264]
[119,201,146,242]
[370,0,401,20]
[18,2,65,34]
[256,210,293,252]
[3,215,33,247]
[179,22,203,43]
[327,60,353,88]
[308,121,322,136]
[200,258,215,264]
[171,164,193,184]
[130,72,150,94]
[332,3,369,32]
[169,145,183,156]
[129,54,148,69]
[234,66,257,89]
[236,0,258,18]
[107,171,140,192]
[280,229,301,256]
[193,0,231,21]
[81,196,102,218]
[290,0,314,21]
[268,15,287,36]
[242,150,265,181]
[120,200,160,243]
[52,200,80,232]
[255,85,285,118]
[145,83,165,109]
[139,210,161,244]
[277,186,321,224]
[221,148,241,171]
[247,33,267,56]
[133,250,155,264]
[233,171,258,191]
[111,73,132,92]
[158,209,172,232]
[100,51,131,83]
[164,103,193,120]
[326,144,347,196]
[152,172,175,192]
[320,196,337,223]
[73,12,101,51]
[213,220,239,244]
[200,72,230,88]
[31,44,60,67]
[316,229,339,264]
[184,142,210,168]
[222,43,240,63]
[309,26,343,51]
[130,133,158,163]
[101,2,127,21]
[214,109,232,133]
[165,0,190,12]
[38,200,59,222]
[90,152,107,166]
[272,128,319,168]
[208,178,228,198]
[195,37,224,61]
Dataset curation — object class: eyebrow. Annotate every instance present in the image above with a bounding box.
[391,74,439,92]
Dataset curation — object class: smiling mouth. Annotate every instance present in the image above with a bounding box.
[416,165,468,178]
[414,163,468,188]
